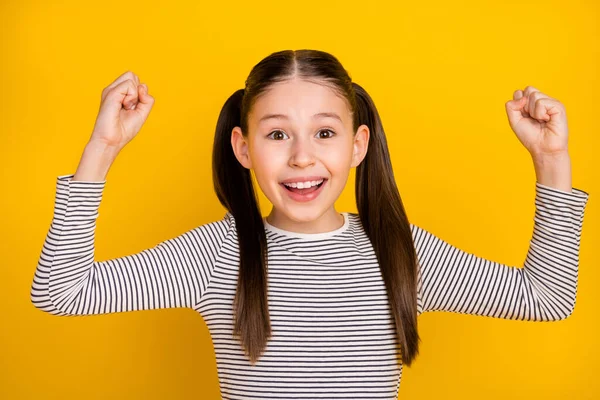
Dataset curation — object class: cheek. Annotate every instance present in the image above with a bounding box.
[249,143,286,188]
[250,139,353,182]
[329,151,351,171]
[321,144,353,174]
[252,144,285,170]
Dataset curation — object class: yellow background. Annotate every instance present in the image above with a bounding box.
[1,0,597,398]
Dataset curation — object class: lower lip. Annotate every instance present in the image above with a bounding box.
[280,179,327,203]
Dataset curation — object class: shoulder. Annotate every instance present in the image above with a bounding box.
[192,212,236,243]
[347,211,414,235]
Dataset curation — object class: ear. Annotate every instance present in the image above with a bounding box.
[351,124,370,168]
[231,126,252,169]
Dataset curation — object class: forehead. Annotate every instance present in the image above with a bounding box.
[249,79,352,125]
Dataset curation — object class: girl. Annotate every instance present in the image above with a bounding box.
[31,49,589,399]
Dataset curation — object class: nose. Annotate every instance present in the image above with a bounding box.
[289,136,316,168]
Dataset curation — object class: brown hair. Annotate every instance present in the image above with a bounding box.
[212,49,421,366]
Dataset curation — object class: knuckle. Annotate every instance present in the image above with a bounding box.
[124,79,136,92]
[126,71,139,83]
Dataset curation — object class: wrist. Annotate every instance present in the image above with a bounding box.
[532,151,572,192]
[72,141,120,182]
[86,139,122,156]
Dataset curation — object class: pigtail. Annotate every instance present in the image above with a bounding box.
[212,89,272,364]
[352,82,421,367]
[210,50,423,368]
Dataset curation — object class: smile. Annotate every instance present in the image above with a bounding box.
[280,178,328,202]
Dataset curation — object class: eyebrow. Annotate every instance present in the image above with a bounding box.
[258,112,343,124]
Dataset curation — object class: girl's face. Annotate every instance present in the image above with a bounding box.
[231,77,369,232]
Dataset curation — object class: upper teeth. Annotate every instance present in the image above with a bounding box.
[283,179,324,189]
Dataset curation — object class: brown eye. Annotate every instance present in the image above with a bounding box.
[267,130,288,140]
[317,129,336,139]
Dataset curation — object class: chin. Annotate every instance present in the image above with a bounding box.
[283,207,329,221]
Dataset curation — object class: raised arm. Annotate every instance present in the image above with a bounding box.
[30,174,232,316]
[412,182,589,321]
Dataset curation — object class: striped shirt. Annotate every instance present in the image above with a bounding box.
[31,174,590,399]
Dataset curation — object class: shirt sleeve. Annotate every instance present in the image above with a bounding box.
[412,182,590,321]
[30,173,233,316]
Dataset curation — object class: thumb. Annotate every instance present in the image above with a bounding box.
[133,83,155,117]
[505,95,525,130]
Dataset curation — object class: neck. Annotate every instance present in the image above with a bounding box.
[265,207,344,234]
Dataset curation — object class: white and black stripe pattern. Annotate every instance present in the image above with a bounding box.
[30,175,231,315]
[31,173,590,399]
[413,182,589,320]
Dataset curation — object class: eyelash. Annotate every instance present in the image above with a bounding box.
[267,129,336,140]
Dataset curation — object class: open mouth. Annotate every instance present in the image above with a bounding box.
[281,178,327,194]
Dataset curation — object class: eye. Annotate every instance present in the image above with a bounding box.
[267,130,288,140]
[316,129,336,139]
